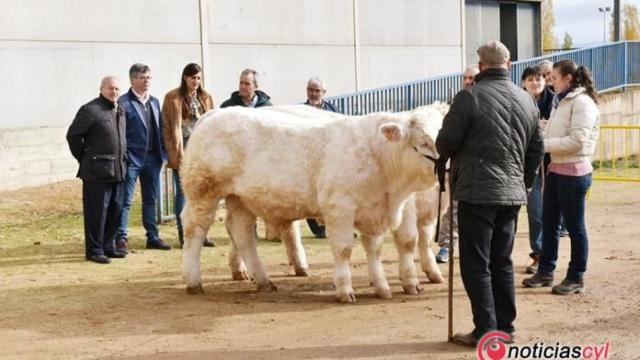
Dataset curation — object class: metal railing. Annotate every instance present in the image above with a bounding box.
[326,41,640,115]
[593,125,640,182]
[157,41,640,222]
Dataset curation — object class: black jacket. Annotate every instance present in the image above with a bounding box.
[66,95,127,182]
[220,90,272,108]
[537,86,555,120]
[436,68,544,206]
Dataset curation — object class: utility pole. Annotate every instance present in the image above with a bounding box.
[613,0,621,41]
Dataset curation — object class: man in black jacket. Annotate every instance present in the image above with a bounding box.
[67,76,127,264]
[220,69,272,108]
[436,40,544,346]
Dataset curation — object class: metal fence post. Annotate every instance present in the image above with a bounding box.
[624,41,629,86]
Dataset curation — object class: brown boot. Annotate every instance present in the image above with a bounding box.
[451,332,478,347]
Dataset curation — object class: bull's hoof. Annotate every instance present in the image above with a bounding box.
[186,284,204,295]
[426,272,445,284]
[294,267,310,277]
[232,270,249,281]
[257,281,278,292]
[336,292,357,303]
[375,288,393,299]
[402,284,422,295]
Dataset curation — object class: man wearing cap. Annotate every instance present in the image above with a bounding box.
[436,40,544,346]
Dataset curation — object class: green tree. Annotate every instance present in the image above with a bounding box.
[562,32,573,49]
[542,0,559,50]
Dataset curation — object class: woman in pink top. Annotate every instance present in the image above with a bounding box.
[522,60,600,295]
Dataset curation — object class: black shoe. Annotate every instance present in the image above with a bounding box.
[498,331,516,344]
[203,237,216,247]
[115,239,128,254]
[146,239,171,250]
[86,255,111,264]
[552,278,585,295]
[105,250,126,258]
[522,272,554,288]
[451,332,478,347]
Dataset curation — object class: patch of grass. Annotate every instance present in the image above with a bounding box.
[0,180,331,273]
[592,154,640,170]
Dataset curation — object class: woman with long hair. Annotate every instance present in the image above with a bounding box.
[523,60,600,295]
[162,63,215,247]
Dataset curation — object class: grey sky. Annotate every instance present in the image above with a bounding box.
[554,0,640,47]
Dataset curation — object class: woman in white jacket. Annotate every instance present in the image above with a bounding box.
[523,59,600,295]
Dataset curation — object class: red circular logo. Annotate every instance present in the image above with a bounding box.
[476,331,511,360]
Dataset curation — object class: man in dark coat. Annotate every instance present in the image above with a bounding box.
[66,76,127,264]
[303,77,337,238]
[220,69,272,108]
[436,40,544,346]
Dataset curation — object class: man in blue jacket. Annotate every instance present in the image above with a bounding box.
[116,63,170,252]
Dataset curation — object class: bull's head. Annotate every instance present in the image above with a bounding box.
[377,103,448,229]
[379,103,448,168]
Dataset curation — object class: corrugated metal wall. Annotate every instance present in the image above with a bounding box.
[465,0,541,65]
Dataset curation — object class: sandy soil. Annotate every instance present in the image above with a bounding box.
[0,180,638,360]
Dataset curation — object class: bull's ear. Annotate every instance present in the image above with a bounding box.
[380,123,405,142]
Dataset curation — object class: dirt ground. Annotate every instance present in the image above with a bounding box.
[0,179,638,360]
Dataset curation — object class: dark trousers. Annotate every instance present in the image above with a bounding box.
[306,218,326,238]
[457,201,519,339]
[538,172,592,281]
[82,180,124,257]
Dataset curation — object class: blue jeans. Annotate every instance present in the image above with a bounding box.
[172,169,186,241]
[526,172,543,257]
[116,152,163,242]
[538,172,592,281]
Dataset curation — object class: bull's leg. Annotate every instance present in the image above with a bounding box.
[182,198,220,294]
[225,196,276,292]
[361,233,393,299]
[391,202,421,295]
[264,221,280,242]
[278,220,309,277]
[417,221,445,283]
[325,212,357,303]
[228,244,249,280]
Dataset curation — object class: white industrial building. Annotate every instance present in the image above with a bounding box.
[0,0,541,190]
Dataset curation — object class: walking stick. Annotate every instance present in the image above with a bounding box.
[447,172,454,342]
[434,158,454,342]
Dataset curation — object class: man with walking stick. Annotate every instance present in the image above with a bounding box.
[436,40,544,347]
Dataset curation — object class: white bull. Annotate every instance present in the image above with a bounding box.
[249,184,449,295]
[181,104,445,302]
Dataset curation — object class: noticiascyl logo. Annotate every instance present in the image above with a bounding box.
[476,331,511,360]
[475,331,611,360]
